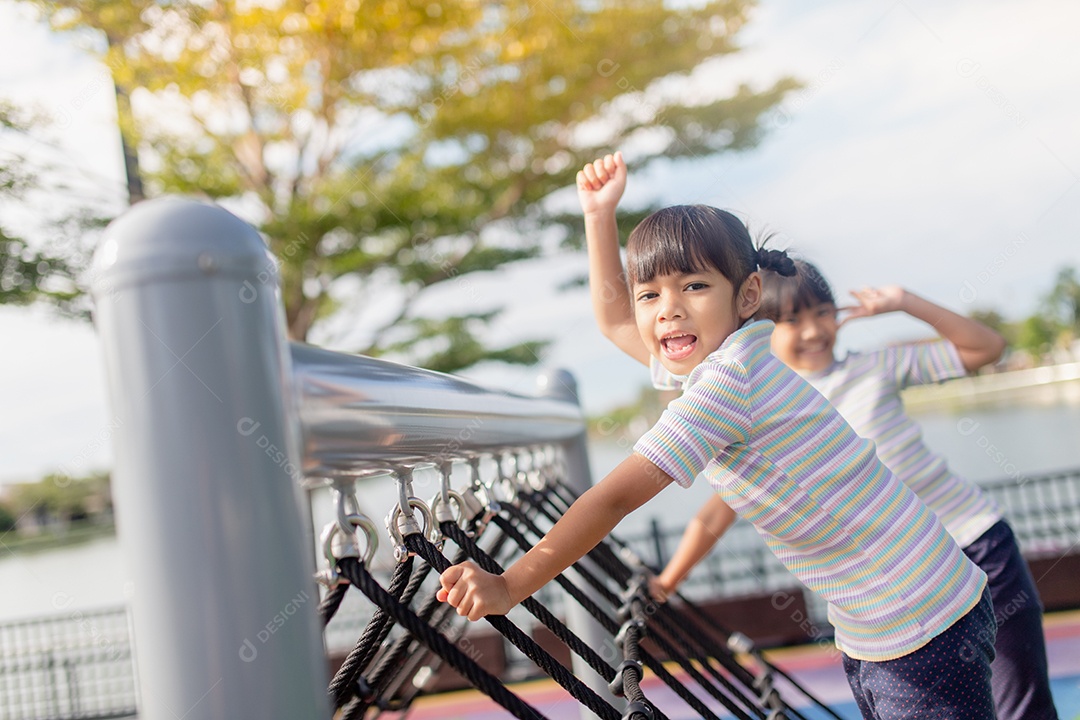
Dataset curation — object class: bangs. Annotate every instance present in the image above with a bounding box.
[627,228,713,284]
[626,205,753,286]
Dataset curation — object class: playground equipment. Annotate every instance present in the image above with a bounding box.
[92,198,840,720]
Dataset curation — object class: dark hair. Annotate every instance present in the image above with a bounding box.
[626,205,795,292]
[756,258,835,322]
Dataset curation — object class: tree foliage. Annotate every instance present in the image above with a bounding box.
[0,102,89,314]
[6,471,112,523]
[31,0,798,372]
[970,265,1080,360]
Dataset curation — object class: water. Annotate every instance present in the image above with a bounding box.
[2,398,1079,623]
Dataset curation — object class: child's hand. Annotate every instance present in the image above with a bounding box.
[840,285,907,326]
[437,561,514,621]
[647,575,674,604]
[577,151,627,216]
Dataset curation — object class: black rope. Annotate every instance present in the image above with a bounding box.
[440,519,621,685]
[675,593,843,720]
[342,548,471,719]
[496,502,730,720]
[490,510,711,720]
[351,532,515,718]
[402,531,623,720]
[497,504,745,720]
[508,496,765,720]
[544,483,833,720]
[536,487,771,705]
[318,582,350,627]
[610,585,655,720]
[337,556,546,720]
[329,556,429,708]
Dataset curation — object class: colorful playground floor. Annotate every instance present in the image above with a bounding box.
[401,610,1080,719]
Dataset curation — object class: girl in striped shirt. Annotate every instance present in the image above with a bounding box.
[439,152,996,719]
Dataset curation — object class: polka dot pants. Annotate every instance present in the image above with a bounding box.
[841,589,997,719]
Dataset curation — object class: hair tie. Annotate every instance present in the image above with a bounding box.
[756,248,797,277]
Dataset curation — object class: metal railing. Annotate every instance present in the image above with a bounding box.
[0,607,136,720]
[87,198,606,719]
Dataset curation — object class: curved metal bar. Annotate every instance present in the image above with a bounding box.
[291,343,585,480]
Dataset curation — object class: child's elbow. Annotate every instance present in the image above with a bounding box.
[989,332,1007,364]
[965,333,1007,373]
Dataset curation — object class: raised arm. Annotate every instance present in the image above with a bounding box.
[438,453,674,620]
[649,493,737,601]
[842,286,1006,372]
[577,152,651,366]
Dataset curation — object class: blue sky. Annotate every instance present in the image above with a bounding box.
[2,0,1079,484]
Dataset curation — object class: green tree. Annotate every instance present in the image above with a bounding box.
[1044,266,1080,341]
[31,0,797,372]
[0,102,88,314]
[0,502,16,534]
[1015,314,1057,358]
[7,472,111,525]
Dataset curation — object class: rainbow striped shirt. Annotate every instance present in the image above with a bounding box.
[802,341,1001,547]
[635,321,986,661]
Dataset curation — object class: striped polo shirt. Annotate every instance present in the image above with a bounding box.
[802,341,1001,548]
[635,320,986,661]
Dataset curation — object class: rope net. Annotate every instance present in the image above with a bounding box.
[316,448,840,720]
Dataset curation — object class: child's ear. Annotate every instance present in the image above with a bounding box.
[737,273,763,319]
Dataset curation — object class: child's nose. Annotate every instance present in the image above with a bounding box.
[658,296,684,321]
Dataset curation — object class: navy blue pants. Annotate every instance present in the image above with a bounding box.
[842,589,997,720]
[963,520,1059,720]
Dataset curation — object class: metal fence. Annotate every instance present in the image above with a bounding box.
[0,607,136,720]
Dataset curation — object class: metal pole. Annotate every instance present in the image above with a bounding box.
[92,198,328,719]
[537,369,619,720]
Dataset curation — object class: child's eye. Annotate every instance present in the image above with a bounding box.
[636,291,658,302]
[685,282,708,291]
[817,306,835,318]
[780,316,797,325]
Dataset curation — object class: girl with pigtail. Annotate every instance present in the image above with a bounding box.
[438,152,997,719]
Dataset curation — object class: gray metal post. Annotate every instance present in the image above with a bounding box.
[92,198,328,719]
[537,369,619,720]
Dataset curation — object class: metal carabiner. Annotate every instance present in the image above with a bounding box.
[386,469,439,562]
[316,512,378,588]
[431,461,472,534]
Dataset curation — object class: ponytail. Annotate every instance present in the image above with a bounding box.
[755,247,796,277]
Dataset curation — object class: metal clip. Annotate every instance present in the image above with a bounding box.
[385,467,438,562]
[315,487,378,587]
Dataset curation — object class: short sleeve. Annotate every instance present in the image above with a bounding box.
[887,339,967,390]
[634,359,752,488]
[650,355,686,391]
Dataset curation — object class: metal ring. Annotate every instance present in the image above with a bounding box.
[386,497,437,548]
[318,512,378,586]
[431,488,470,530]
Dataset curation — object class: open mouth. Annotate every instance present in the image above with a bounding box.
[661,333,698,361]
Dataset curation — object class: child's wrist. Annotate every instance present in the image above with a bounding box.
[582,206,618,222]
[896,288,916,313]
